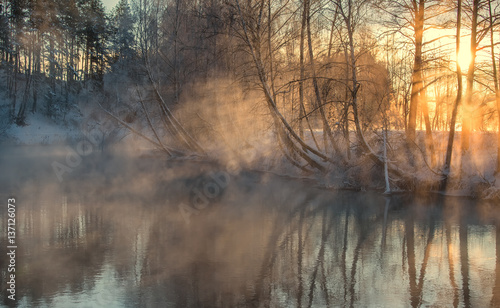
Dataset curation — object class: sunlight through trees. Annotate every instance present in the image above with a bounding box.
[1,0,500,194]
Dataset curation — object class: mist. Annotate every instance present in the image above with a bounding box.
[1,145,500,306]
[2,0,500,307]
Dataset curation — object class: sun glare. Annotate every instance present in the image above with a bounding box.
[457,48,472,70]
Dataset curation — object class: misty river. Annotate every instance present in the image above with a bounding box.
[1,145,500,307]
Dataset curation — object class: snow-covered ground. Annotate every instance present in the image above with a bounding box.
[2,112,81,145]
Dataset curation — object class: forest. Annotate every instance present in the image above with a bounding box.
[1,0,500,197]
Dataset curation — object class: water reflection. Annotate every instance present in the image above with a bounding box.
[0,149,499,307]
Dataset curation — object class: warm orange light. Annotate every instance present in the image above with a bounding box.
[456,47,472,70]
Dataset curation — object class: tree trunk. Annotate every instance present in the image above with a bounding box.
[489,0,500,174]
[32,31,41,114]
[49,36,56,92]
[17,70,31,125]
[441,0,463,190]
[407,0,425,142]
[297,0,320,151]
[344,46,351,160]
[335,0,413,186]
[11,49,18,121]
[461,0,479,152]
[384,129,391,194]
[497,88,500,175]
[345,2,365,153]
[235,0,330,171]
[305,0,339,156]
[420,82,436,167]
[299,0,306,140]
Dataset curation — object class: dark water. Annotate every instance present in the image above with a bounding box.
[1,145,500,307]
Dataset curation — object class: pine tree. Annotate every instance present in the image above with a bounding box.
[110,0,135,66]
[0,3,9,63]
[78,0,108,83]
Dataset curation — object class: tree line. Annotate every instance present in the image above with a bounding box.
[0,0,133,124]
[2,0,500,192]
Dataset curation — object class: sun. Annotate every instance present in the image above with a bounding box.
[456,47,472,70]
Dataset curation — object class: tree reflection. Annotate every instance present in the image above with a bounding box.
[342,206,350,304]
[445,214,459,308]
[460,217,471,308]
[491,223,500,307]
[306,206,332,308]
[1,172,498,308]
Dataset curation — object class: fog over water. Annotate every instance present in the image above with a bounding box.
[2,0,500,305]
[1,145,500,307]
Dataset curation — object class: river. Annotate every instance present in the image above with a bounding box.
[0,145,499,307]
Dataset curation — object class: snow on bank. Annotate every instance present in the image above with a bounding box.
[2,113,81,145]
[2,111,500,201]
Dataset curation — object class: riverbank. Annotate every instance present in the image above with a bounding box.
[2,112,500,201]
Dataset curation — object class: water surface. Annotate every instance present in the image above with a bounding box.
[1,145,499,307]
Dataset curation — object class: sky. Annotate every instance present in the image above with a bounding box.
[102,0,120,12]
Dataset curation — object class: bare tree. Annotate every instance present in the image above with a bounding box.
[234,0,330,172]
[487,0,500,174]
[304,0,338,155]
[441,0,464,190]
[460,0,496,153]
[461,0,480,152]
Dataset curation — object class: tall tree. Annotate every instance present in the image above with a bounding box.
[333,0,381,161]
[488,0,500,174]
[408,0,426,142]
[0,2,9,63]
[58,0,81,91]
[461,0,480,152]
[79,0,108,82]
[378,0,441,147]
[441,0,463,190]
[460,0,495,153]
[305,0,338,155]
[234,0,330,172]
[8,0,28,121]
[110,0,135,66]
